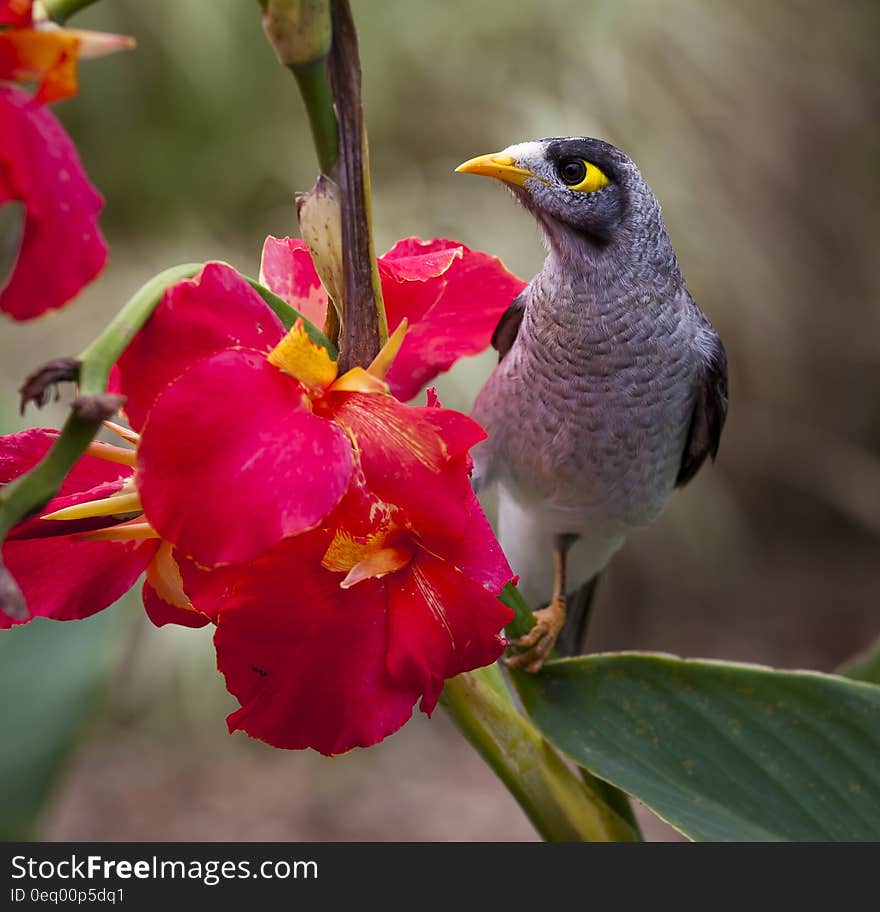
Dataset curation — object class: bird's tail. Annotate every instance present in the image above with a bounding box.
[556,574,601,657]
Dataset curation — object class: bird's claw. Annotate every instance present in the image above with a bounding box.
[506,597,566,673]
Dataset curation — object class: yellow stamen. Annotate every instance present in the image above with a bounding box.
[42,491,142,522]
[340,546,413,589]
[86,441,136,467]
[322,528,390,574]
[74,519,159,542]
[146,541,192,611]
[322,523,414,587]
[103,420,140,444]
[328,366,389,395]
[367,318,408,380]
[268,319,338,391]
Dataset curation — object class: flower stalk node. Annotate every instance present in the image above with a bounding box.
[70,392,125,425]
[18,356,80,414]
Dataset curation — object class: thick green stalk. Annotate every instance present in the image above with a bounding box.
[292,60,338,174]
[258,1,339,173]
[42,0,101,24]
[0,264,203,619]
[441,667,639,842]
[499,581,643,836]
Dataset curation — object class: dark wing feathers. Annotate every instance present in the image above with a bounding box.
[676,331,728,487]
[491,292,526,360]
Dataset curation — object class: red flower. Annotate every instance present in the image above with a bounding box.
[0,0,133,102]
[215,492,512,754]
[111,262,496,566]
[0,86,107,319]
[0,3,133,320]
[0,1,31,28]
[260,235,526,400]
[0,426,206,630]
[2,258,515,752]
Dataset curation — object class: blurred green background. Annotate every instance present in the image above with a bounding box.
[1,0,878,841]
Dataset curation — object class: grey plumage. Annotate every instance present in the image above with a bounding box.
[462,137,727,660]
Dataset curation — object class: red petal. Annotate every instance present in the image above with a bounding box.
[0,86,106,320]
[327,392,484,542]
[215,533,417,754]
[386,551,513,714]
[0,427,129,493]
[113,262,285,431]
[1,428,133,540]
[0,1,32,27]
[323,465,400,542]
[380,238,526,401]
[259,236,328,327]
[142,578,210,629]
[378,242,461,326]
[444,487,513,595]
[418,391,512,592]
[177,555,236,625]
[137,349,354,566]
[1,535,157,629]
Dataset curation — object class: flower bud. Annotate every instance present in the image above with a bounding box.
[296,174,344,333]
[260,0,331,68]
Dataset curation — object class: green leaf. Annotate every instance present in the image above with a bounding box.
[512,653,880,841]
[838,636,880,685]
[499,581,535,640]
[0,607,126,838]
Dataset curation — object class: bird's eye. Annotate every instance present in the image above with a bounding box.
[557,158,610,193]
[559,159,587,184]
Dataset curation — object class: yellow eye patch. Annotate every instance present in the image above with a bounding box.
[558,159,611,194]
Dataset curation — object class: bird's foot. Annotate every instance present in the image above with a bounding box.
[506,596,566,673]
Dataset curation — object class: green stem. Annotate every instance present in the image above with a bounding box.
[0,413,98,542]
[292,59,339,174]
[43,0,101,24]
[0,264,203,618]
[441,667,639,842]
[77,264,203,393]
[498,581,643,834]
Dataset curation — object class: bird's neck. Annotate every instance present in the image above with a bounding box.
[542,200,676,292]
[526,208,682,338]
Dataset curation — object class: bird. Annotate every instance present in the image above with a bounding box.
[456,137,728,672]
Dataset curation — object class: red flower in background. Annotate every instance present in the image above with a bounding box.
[0,85,107,320]
[2,256,517,753]
[0,1,133,320]
[0,426,207,631]
[0,0,133,103]
[260,235,526,400]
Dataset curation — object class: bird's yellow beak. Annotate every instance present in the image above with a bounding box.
[455,152,535,188]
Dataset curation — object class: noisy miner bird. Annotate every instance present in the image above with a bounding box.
[456,137,728,672]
